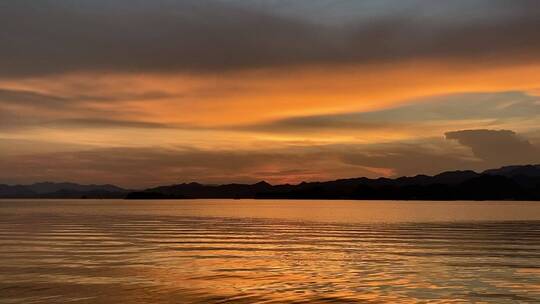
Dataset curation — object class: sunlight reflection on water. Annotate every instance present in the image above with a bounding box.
[0,199,539,303]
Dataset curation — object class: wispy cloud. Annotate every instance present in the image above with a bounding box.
[234,91,540,134]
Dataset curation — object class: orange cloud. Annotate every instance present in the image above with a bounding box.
[3,60,540,145]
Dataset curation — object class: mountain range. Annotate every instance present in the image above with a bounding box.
[129,164,540,201]
[1,165,539,200]
[0,182,130,199]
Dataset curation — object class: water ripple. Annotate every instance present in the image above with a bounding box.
[0,199,539,303]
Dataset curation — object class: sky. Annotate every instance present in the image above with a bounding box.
[1,0,539,188]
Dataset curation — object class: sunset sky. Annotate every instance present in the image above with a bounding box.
[1,0,539,188]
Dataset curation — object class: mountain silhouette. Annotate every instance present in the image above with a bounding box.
[2,165,539,200]
[0,182,131,198]
[126,164,540,201]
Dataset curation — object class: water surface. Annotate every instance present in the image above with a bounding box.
[1,200,539,303]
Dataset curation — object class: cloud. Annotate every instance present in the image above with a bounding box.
[0,87,180,130]
[1,1,539,186]
[0,145,380,187]
[0,88,174,108]
[40,119,175,130]
[0,116,178,131]
[341,129,540,176]
[0,138,91,157]
[355,91,540,122]
[0,88,69,109]
[235,115,396,134]
[445,129,540,165]
[236,91,540,135]
[340,128,540,177]
[340,141,481,177]
[1,0,540,77]
[2,128,537,187]
[0,138,482,187]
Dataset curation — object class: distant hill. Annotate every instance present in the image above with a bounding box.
[2,165,539,200]
[126,164,540,201]
[483,164,540,178]
[0,182,130,198]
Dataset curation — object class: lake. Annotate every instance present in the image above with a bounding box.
[1,199,539,303]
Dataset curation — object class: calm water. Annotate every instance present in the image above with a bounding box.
[1,200,539,303]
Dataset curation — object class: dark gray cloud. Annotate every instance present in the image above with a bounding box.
[1,0,540,77]
[446,129,540,165]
